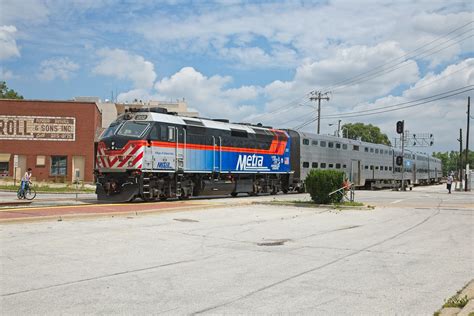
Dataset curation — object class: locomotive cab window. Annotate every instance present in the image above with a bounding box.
[101,121,122,139]
[117,121,150,138]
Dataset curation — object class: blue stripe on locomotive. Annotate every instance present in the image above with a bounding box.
[181,137,291,173]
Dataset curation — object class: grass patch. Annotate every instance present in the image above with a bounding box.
[333,201,364,207]
[0,184,95,193]
[258,200,372,210]
[442,294,469,309]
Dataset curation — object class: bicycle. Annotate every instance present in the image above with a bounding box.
[17,182,37,200]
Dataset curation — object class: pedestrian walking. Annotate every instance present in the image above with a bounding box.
[446,174,453,194]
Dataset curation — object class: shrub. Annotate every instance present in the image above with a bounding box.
[305,169,345,204]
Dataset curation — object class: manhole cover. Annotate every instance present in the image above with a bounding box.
[173,218,199,223]
[257,239,290,246]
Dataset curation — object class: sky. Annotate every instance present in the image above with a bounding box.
[0,0,473,153]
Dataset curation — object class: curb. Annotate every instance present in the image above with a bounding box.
[0,200,33,207]
[252,201,374,210]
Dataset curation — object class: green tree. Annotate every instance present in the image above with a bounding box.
[342,123,391,146]
[0,81,23,99]
[433,150,474,176]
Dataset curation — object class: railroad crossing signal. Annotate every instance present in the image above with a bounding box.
[396,156,403,166]
[396,121,404,134]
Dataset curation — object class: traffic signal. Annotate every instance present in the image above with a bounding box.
[396,156,403,166]
[396,121,404,134]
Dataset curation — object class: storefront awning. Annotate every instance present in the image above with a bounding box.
[0,153,11,163]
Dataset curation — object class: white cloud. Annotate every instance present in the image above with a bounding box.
[133,2,470,68]
[37,57,80,81]
[0,0,49,25]
[315,59,473,151]
[93,48,156,89]
[0,67,15,80]
[117,67,259,120]
[0,25,20,60]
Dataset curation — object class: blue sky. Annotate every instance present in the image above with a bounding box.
[0,0,473,151]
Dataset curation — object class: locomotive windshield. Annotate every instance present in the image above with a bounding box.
[117,121,150,137]
[100,121,122,139]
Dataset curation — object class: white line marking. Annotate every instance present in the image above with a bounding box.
[391,199,404,204]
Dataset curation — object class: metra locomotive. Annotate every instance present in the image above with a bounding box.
[95,108,441,201]
[95,108,292,201]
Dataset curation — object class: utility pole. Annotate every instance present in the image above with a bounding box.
[466,96,470,191]
[458,128,463,190]
[337,119,341,137]
[309,91,330,134]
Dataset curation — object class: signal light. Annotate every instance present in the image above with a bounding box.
[396,156,403,166]
[396,121,404,134]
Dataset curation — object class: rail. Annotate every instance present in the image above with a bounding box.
[328,184,355,202]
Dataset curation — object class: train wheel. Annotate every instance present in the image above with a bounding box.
[231,192,238,197]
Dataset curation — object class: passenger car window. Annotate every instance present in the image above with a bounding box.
[312,162,318,168]
[303,162,309,168]
[303,139,310,145]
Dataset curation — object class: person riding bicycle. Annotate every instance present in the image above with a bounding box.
[19,168,32,197]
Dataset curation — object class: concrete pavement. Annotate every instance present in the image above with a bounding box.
[1,185,472,314]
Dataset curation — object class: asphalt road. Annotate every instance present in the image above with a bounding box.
[0,185,472,315]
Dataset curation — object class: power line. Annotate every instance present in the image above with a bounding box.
[253,21,473,127]
[323,22,473,93]
[292,86,473,130]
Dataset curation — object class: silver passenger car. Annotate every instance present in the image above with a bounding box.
[287,130,442,189]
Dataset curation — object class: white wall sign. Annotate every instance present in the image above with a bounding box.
[0,115,76,141]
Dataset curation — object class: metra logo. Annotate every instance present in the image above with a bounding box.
[157,161,172,169]
[236,154,269,171]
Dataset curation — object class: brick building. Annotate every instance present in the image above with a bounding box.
[0,100,102,183]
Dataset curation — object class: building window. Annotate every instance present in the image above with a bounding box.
[36,155,46,167]
[312,162,318,168]
[328,142,334,148]
[320,141,327,147]
[336,163,341,169]
[303,139,310,145]
[303,162,309,168]
[312,140,318,146]
[342,144,347,150]
[51,156,67,176]
[353,145,359,151]
[320,163,326,168]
